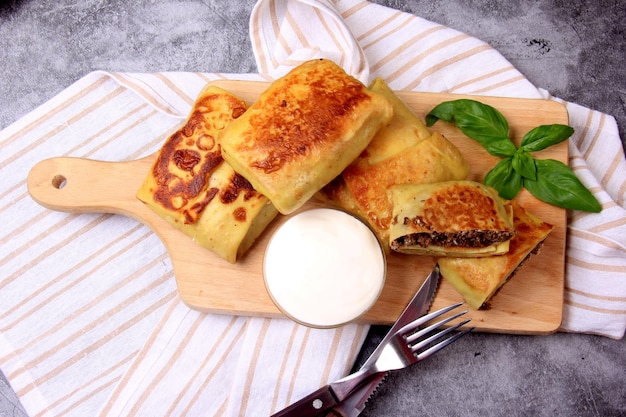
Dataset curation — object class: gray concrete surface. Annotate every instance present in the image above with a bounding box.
[1,1,624,416]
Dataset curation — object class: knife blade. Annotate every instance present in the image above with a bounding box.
[270,264,440,417]
[329,264,441,416]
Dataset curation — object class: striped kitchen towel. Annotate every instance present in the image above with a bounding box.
[1,1,624,416]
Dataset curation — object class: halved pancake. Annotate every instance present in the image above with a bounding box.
[318,79,469,246]
[342,133,471,245]
[438,200,554,309]
[137,84,278,263]
[219,59,393,214]
[389,181,515,256]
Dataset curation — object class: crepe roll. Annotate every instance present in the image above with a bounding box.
[320,132,470,246]
[362,77,432,165]
[137,84,278,263]
[219,59,393,214]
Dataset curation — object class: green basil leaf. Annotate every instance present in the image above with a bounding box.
[523,159,602,212]
[520,124,574,152]
[425,101,458,126]
[484,157,523,200]
[426,99,515,157]
[512,150,537,180]
[426,99,509,137]
[482,139,518,157]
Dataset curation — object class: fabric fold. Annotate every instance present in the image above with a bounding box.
[250,0,370,82]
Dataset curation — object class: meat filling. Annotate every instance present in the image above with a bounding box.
[390,229,514,251]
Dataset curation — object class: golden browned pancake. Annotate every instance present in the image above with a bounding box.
[137,84,278,263]
[219,59,393,214]
[342,132,470,244]
[389,181,515,256]
[357,78,432,165]
[318,79,469,247]
[438,200,554,309]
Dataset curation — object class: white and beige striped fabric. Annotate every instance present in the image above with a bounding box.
[1,0,624,416]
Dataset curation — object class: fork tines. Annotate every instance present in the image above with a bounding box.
[398,302,474,361]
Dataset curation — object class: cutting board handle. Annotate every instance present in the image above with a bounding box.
[27,156,153,218]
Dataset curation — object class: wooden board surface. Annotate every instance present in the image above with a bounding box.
[27,80,568,334]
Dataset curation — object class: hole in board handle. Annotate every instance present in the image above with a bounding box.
[52,175,67,189]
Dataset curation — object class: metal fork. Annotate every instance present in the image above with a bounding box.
[331,302,473,398]
[271,302,473,416]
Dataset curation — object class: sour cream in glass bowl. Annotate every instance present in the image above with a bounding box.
[263,208,386,328]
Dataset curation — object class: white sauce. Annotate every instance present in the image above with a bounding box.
[264,208,386,328]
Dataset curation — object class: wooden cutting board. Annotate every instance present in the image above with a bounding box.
[27,80,567,334]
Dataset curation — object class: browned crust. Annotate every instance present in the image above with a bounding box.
[234,60,374,174]
[147,89,256,224]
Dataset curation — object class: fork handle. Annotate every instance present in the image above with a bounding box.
[270,385,339,417]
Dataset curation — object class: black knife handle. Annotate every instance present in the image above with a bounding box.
[271,385,339,417]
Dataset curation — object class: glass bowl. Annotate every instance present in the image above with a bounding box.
[263,208,386,328]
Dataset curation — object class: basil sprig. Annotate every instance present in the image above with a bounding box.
[426,99,601,212]
[425,99,515,156]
